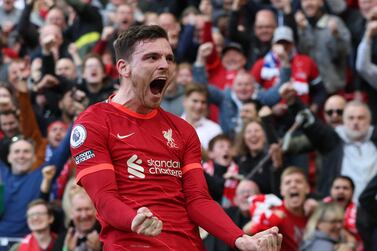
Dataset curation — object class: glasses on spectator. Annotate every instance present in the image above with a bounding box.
[27,211,48,219]
[325,109,343,116]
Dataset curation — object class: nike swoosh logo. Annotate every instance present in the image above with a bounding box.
[117,133,135,139]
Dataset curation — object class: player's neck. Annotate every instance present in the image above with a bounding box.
[111,93,154,114]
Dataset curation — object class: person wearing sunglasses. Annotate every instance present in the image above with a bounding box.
[323,95,346,129]
[281,94,346,195]
[282,86,377,202]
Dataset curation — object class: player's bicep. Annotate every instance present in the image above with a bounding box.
[181,129,202,172]
[70,118,112,183]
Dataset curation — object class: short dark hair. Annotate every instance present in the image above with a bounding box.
[242,98,262,112]
[114,24,169,61]
[208,134,232,152]
[83,53,106,74]
[0,109,18,118]
[27,199,53,216]
[0,109,19,125]
[332,175,355,192]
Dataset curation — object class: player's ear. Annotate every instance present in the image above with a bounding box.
[116,59,131,78]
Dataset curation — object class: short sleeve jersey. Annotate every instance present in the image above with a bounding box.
[70,100,205,250]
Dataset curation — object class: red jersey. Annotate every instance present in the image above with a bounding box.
[249,196,308,251]
[207,60,239,90]
[251,52,321,104]
[201,20,239,121]
[71,101,207,250]
[18,233,57,251]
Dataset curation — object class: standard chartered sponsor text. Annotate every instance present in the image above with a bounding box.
[147,159,182,177]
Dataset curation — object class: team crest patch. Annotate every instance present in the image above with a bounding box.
[70,124,87,148]
[162,128,178,148]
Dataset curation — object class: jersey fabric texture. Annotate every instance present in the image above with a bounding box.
[249,196,308,251]
[70,99,243,250]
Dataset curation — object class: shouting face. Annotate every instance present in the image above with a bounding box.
[117,38,176,114]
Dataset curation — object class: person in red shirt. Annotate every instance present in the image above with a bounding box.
[250,26,326,113]
[244,167,309,251]
[18,199,57,251]
[324,176,363,250]
[69,25,282,251]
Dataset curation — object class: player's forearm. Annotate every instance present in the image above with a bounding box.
[81,170,137,231]
[183,169,244,248]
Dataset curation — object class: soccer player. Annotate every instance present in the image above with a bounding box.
[70,24,282,250]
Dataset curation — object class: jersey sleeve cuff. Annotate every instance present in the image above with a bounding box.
[76,163,114,184]
[182,163,202,174]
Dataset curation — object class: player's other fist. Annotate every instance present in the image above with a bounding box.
[131,207,163,237]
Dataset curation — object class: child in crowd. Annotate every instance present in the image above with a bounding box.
[203,134,242,208]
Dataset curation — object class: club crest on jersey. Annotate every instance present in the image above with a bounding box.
[162,128,178,148]
[70,124,87,148]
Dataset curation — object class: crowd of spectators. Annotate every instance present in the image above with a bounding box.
[0,0,377,250]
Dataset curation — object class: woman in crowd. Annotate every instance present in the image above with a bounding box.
[300,202,356,251]
[234,119,282,195]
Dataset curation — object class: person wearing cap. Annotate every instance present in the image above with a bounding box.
[199,15,247,91]
[295,0,351,94]
[209,40,247,90]
[193,41,289,139]
[229,0,295,69]
[197,10,249,122]
[251,26,327,114]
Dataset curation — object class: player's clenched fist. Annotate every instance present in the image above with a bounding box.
[131,207,163,237]
[235,227,283,251]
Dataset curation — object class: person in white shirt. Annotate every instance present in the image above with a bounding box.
[181,84,222,150]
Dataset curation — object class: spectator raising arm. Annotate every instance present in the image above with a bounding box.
[356,20,377,89]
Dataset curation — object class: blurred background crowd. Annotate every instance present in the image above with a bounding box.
[0,0,377,250]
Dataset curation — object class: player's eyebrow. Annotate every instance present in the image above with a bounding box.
[142,52,160,60]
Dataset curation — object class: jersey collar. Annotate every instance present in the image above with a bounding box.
[107,94,158,119]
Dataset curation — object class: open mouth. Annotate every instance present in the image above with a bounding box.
[249,137,261,144]
[335,196,346,203]
[150,78,167,95]
[222,154,232,162]
[289,192,300,198]
[55,136,63,143]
